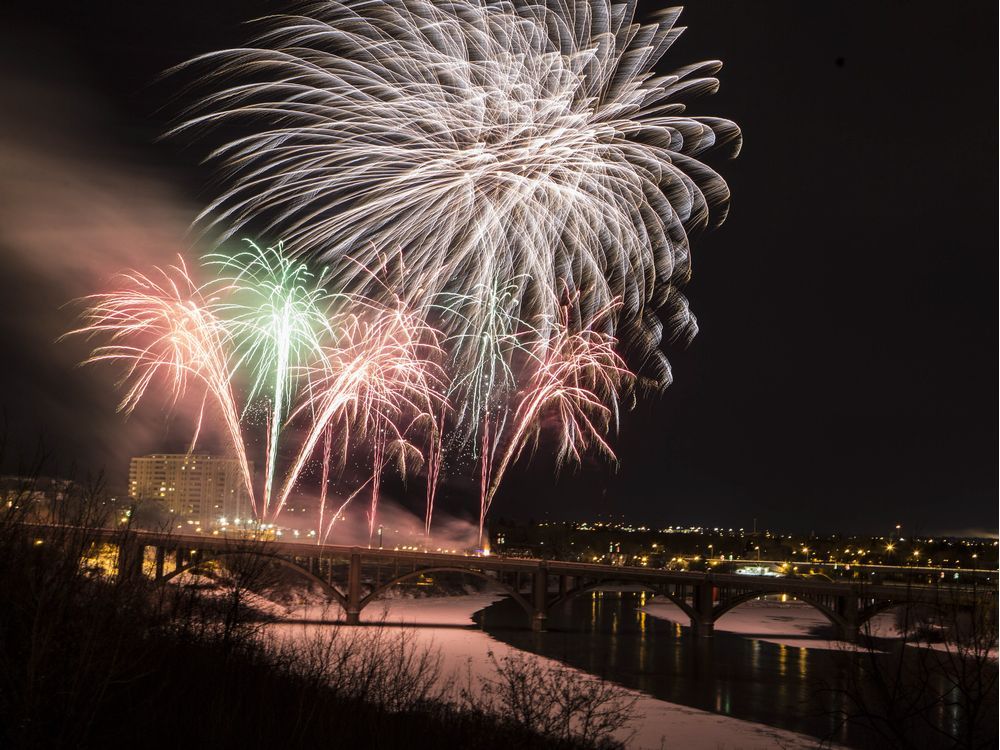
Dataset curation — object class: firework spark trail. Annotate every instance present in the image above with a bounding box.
[65,261,258,515]
[206,241,333,519]
[423,403,445,538]
[315,423,333,545]
[188,391,208,454]
[273,298,445,529]
[439,276,527,442]
[318,473,377,545]
[479,413,494,545]
[171,0,739,384]
[478,301,632,543]
[437,277,531,541]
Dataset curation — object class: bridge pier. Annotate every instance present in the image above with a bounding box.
[693,620,715,638]
[116,536,144,581]
[558,574,569,598]
[691,580,716,638]
[346,549,362,625]
[532,567,548,632]
[837,622,859,643]
[836,590,860,643]
[154,546,165,579]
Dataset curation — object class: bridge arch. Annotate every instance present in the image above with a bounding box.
[549,579,699,623]
[857,598,903,627]
[159,550,349,612]
[359,566,533,616]
[856,596,950,631]
[712,589,845,629]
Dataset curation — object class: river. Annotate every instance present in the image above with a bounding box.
[475,590,993,749]
[275,588,996,749]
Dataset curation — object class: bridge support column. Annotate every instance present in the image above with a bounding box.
[692,580,715,638]
[346,549,362,625]
[175,547,185,570]
[837,622,859,643]
[836,590,860,642]
[558,574,568,598]
[116,536,144,581]
[693,620,715,638]
[154,546,165,580]
[531,567,548,632]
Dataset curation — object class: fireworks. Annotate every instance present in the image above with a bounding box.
[438,275,528,446]
[275,296,445,533]
[171,0,739,384]
[69,254,632,542]
[477,300,632,543]
[67,1,738,543]
[206,241,333,518]
[64,260,257,514]
[68,254,445,532]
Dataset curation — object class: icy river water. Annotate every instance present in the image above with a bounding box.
[276,588,995,749]
[481,591,866,748]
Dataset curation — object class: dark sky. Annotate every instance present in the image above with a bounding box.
[0,1,995,535]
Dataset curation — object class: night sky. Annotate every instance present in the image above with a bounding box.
[0,1,995,534]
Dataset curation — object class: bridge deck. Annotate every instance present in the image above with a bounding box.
[37,525,993,601]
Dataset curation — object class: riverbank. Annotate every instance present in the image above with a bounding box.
[274,590,841,749]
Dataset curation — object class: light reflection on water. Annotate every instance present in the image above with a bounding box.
[474,591,986,750]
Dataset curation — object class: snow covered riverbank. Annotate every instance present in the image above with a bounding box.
[271,590,843,749]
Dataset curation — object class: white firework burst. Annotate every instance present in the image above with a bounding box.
[171,0,740,386]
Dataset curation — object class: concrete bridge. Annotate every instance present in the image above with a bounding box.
[43,526,996,641]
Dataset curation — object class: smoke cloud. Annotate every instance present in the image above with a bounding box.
[0,65,212,485]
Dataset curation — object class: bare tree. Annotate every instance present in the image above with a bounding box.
[824,586,998,749]
[461,650,639,748]
[271,617,447,712]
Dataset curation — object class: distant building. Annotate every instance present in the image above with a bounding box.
[128,454,253,529]
[1,475,76,518]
